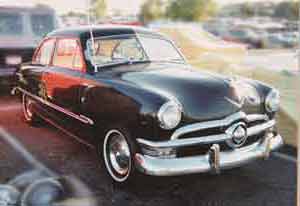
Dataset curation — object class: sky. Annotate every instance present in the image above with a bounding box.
[0,0,287,14]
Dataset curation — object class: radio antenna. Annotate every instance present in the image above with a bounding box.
[87,0,98,72]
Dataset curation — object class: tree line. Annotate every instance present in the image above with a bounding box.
[62,0,299,24]
[140,0,218,24]
[220,1,299,20]
[140,0,299,24]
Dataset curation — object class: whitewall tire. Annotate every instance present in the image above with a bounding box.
[22,94,39,124]
[102,129,135,183]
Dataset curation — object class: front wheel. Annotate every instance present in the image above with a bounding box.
[101,128,137,184]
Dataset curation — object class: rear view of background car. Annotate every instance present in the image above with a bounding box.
[0,4,58,90]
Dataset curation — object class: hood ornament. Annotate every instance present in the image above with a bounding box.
[227,77,260,108]
[224,97,243,109]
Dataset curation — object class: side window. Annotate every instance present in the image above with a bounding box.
[34,39,56,65]
[52,39,84,70]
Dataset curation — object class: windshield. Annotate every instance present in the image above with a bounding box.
[87,34,185,67]
[0,13,23,35]
[30,14,54,37]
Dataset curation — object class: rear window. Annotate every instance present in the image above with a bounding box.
[0,13,23,35]
[30,14,54,37]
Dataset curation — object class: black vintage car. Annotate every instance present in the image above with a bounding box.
[15,25,283,183]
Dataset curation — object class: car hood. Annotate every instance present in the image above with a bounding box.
[111,63,241,122]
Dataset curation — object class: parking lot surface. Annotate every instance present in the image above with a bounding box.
[0,95,296,206]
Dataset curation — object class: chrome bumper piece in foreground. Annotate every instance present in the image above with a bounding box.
[134,134,283,176]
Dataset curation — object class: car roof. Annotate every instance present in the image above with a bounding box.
[47,25,164,40]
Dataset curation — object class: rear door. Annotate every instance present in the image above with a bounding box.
[23,38,56,97]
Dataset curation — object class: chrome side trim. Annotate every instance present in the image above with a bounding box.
[170,112,268,140]
[21,66,45,70]
[135,134,284,176]
[16,87,94,125]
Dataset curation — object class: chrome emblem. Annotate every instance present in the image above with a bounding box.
[226,123,247,148]
[224,97,243,109]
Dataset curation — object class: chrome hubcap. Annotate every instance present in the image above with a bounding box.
[108,134,130,175]
[103,130,131,181]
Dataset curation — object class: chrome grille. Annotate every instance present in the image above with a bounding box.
[137,112,274,151]
[170,112,268,140]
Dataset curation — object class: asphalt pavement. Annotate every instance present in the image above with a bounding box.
[0,95,296,206]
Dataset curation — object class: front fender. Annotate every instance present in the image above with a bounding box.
[81,80,168,140]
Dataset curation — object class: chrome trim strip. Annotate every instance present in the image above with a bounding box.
[21,66,44,70]
[247,114,269,122]
[170,112,268,140]
[135,134,284,176]
[17,87,94,125]
[137,133,231,148]
[247,119,275,136]
[137,113,273,149]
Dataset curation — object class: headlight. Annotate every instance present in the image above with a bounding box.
[265,89,280,112]
[158,100,182,130]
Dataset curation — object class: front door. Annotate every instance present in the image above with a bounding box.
[44,38,85,113]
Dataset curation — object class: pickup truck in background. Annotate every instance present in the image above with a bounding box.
[0,5,58,89]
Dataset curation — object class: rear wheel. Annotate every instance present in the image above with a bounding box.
[100,128,137,184]
[22,93,40,125]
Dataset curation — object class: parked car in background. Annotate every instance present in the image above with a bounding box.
[0,5,58,89]
[223,29,264,49]
[108,15,143,26]
[202,21,229,37]
[15,25,283,184]
[282,32,299,48]
[263,34,286,49]
[263,32,298,49]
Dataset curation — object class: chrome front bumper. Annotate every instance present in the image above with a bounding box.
[134,134,283,176]
[134,112,283,176]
